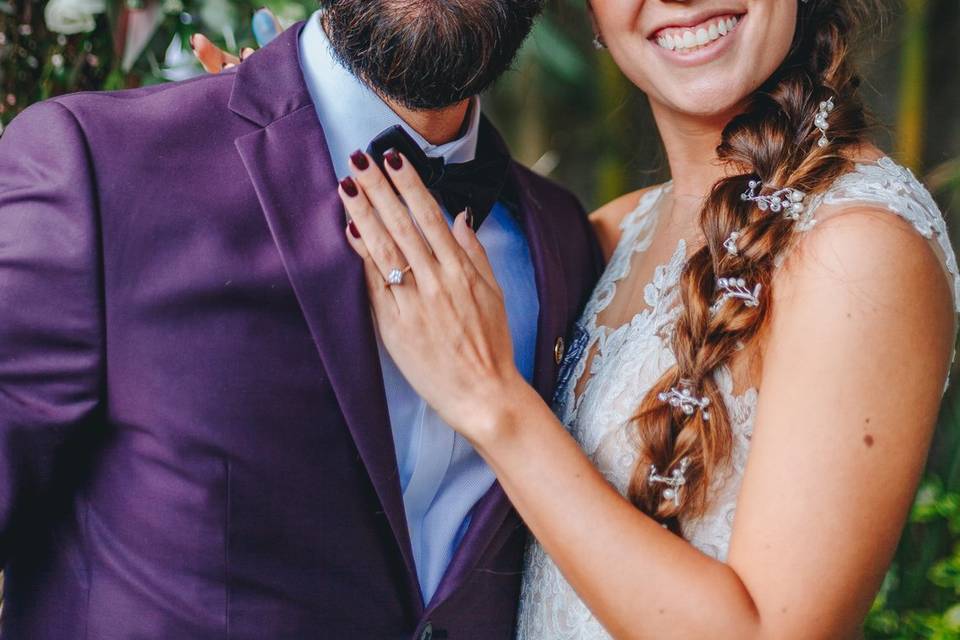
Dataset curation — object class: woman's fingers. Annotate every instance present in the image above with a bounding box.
[338,176,414,292]
[380,152,465,267]
[453,211,499,290]
[348,151,436,273]
[191,7,276,74]
[252,7,283,47]
[344,224,399,319]
[191,33,239,73]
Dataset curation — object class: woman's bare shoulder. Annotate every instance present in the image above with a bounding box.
[589,184,666,261]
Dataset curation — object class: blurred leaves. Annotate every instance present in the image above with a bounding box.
[866,479,960,638]
[0,0,316,133]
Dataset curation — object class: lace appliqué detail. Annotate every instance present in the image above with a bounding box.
[552,184,671,428]
[517,184,758,640]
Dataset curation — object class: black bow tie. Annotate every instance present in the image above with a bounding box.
[367,121,511,232]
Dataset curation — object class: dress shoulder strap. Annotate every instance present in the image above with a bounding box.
[809,156,960,312]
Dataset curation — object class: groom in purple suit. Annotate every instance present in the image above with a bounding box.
[0,2,601,638]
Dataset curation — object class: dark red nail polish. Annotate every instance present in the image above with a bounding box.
[340,177,359,197]
[350,151,369,171]
[384,150,403,171]
[464,206,475,230]
[348,220,361,239]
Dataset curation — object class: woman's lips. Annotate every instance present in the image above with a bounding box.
[652,14,743,54]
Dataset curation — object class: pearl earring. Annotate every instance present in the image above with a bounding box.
[592,33,606,50]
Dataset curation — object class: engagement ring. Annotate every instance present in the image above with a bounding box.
[386,266,412,287]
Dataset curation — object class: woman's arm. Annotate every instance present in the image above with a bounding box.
[339,154,954,639]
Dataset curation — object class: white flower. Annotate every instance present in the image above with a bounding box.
[44,0,107,35]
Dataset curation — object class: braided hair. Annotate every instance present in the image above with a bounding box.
[628,0,879,524]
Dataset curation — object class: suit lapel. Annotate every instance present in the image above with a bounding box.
[229,21,423,610]
[427,162,569,610]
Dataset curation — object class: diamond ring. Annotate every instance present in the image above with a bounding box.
[385,265,412,287]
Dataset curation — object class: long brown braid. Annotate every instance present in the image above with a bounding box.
[628,0,881,523]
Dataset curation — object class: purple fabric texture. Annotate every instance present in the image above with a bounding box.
[0,21,603,639]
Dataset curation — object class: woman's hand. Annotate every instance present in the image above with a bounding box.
[337,151,534,444]
[190,7,283,73]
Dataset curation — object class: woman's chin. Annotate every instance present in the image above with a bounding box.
[657,88,746,121]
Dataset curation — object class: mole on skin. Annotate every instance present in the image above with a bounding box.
[863,434,874,447]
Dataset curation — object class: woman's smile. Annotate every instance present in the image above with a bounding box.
[650,11,746,66]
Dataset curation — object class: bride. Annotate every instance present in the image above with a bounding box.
[333,0,957,637]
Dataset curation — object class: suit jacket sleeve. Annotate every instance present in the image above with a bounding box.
[0,100,104,564]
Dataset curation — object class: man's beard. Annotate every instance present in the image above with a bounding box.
[319,0,544,111]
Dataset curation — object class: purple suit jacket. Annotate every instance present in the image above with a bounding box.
[0,22,602,640]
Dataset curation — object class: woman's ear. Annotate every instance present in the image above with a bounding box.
[586,1,606,49]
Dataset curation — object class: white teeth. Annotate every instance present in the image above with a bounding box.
[655,15,741,53]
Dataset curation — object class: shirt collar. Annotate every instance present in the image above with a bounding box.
[298,10,481,180]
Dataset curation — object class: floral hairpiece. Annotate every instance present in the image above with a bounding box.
[740,180,807,221]
[649,457,692,506]
[710,277,762,315]
[723,230,741,256]
[658,379,711,421]
[815,97,835,147]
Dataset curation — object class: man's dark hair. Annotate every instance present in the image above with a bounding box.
[318,0,545,111]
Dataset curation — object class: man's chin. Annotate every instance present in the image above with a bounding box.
[322,0,544,113]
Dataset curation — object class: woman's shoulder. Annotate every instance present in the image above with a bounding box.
[773,149,957,335]
[589,183,669,261]
[794,146,959,310]
[766,192,955,389]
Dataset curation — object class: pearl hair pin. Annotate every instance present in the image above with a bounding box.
[723,230,741,256]
[649,457,692,506]
[740,180,807,221]
[711,277,762,314]
[658,379,711,421]
[815,97,835,147]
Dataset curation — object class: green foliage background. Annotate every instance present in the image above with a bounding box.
[2,1,959,636]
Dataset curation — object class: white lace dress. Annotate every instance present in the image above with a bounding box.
[514,157,960,640]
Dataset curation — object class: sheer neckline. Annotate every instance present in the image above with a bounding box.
[563,181,756,425]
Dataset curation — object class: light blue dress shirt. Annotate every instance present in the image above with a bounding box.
[298,11,539,603]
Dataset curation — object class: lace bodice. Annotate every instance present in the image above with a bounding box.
[515,157,959,640]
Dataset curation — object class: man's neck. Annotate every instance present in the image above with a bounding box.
[384,97,473,147]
